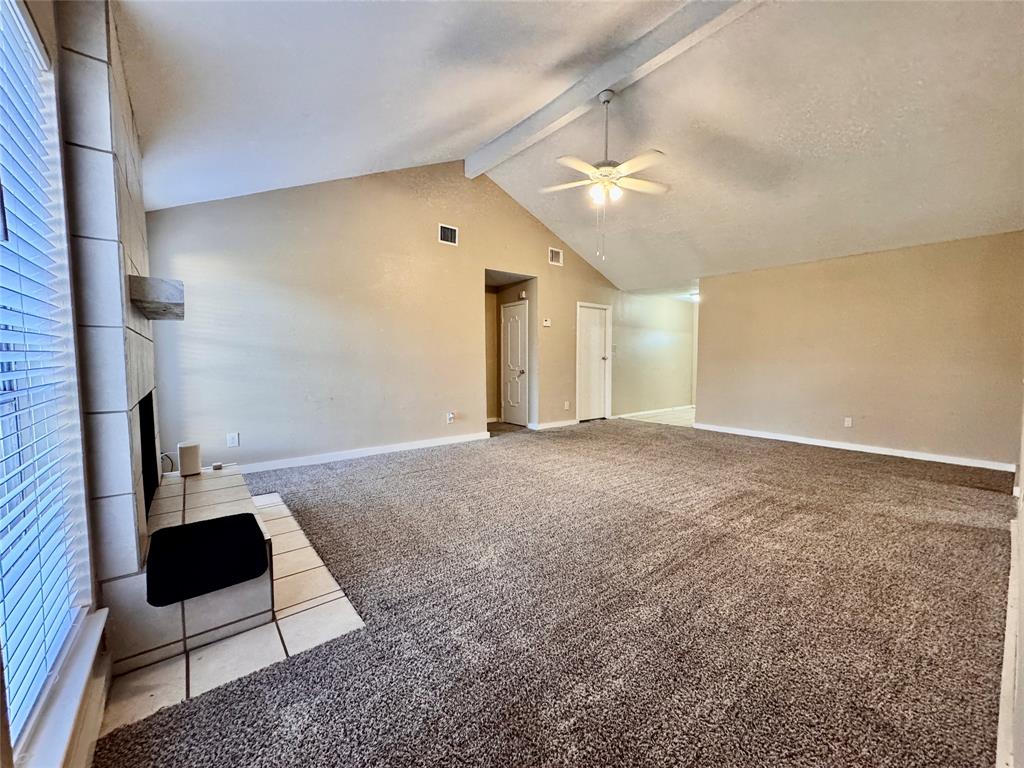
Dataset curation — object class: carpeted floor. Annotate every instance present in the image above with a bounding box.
[94,420,1016,768]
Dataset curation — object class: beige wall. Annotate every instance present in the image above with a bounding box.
[612,294,696,414]
[696,231,1024,464]
[149,161,693,464]
[484,289,499,420]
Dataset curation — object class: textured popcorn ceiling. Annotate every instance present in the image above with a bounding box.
[488,1,1024,291]
[114,0,678,211]
[118,1,1022,291]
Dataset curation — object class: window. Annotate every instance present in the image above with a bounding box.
[0,0,89,746]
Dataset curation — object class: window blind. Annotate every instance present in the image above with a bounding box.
[0,0,89,745]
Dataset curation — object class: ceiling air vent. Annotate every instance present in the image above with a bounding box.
[548,247,564,267]
[438,224,458,246]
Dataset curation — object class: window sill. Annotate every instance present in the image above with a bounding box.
[14,608,108,768]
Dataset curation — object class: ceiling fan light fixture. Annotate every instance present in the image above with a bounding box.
[608,184,623,202]
[588,183,607,205]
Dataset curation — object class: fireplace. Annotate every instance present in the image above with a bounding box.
[138,391,159,515]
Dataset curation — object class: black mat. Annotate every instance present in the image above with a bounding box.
[146,513,267,607]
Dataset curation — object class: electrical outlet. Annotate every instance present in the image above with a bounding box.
[226,432,240,447]
[564,400,570,411]
[543,318,552,327]
[843,417,853,428]
[446,411,456,424]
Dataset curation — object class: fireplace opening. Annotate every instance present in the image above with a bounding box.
[138,391,159,515]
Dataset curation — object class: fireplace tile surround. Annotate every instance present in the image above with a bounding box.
[99,488,363,736]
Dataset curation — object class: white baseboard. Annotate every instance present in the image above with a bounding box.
[612,405,695,420]
[996,518,1018,768]
[692,423,1016,473]
[527,419,579,431]
[1015,486,1021,499]
[487,417,499,424]
[238,432,491,474]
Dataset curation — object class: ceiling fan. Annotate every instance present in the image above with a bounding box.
[541,89,669,205]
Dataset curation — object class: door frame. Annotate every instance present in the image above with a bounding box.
[500,299,529,425]
[575,302,613,422]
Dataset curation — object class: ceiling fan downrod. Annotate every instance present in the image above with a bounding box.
[599,89,614,165]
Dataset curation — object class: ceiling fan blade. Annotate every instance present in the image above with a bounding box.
[556,156,599,176]
[617,177,669,195]
[540,179,594,194]
[614,150,665,178]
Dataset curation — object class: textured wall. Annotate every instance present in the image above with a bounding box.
[611,294,695,415]
[484,290,499,420]
[148,162,693,464]
[696,231,1024,464]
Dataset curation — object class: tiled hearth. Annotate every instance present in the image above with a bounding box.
[100,477,364,736]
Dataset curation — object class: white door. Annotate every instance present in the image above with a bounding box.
[501,301,529,426]
[578,304,609,421]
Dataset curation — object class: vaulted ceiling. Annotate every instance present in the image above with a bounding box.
[117,1,1024,293]
[114,1,677,211]
[486,1,1024,291]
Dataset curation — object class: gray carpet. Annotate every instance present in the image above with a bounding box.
[94,420,1016,768]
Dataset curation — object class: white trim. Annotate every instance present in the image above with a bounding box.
[487,417,499,424]
[576,302,613,423]
[11,0,50,70]
[14,609,107,768]
[692,423,1017,472]
[527,420,579,431]
[237,432,491,474]
[613,405,695,420]
[1015,486,1021,499]
[996,518,1017,768]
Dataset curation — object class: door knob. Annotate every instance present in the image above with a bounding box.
[519,369,526,375]
[601,356,608,361]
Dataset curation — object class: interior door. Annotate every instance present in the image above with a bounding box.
[578,305,608,421]
[501,301,529,426]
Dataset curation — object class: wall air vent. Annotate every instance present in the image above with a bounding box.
[438,224,458,246]
[548,247,564,266]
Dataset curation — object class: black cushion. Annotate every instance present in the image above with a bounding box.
[147,513,268,607]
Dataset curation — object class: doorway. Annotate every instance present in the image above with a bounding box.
[484,269,536,434]
[501,300,529,426]
[576,302,612,421]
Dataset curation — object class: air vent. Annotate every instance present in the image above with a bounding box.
[548,247,564,266]
[438,224,458,246]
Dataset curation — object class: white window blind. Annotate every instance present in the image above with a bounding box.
[0,0,89,745]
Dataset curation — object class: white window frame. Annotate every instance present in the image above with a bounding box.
[0,0,97,761]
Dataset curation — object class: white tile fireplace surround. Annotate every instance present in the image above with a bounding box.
[101,467,272,675]
[100,470,364,735]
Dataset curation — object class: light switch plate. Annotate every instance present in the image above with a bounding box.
[226,432,240,447]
